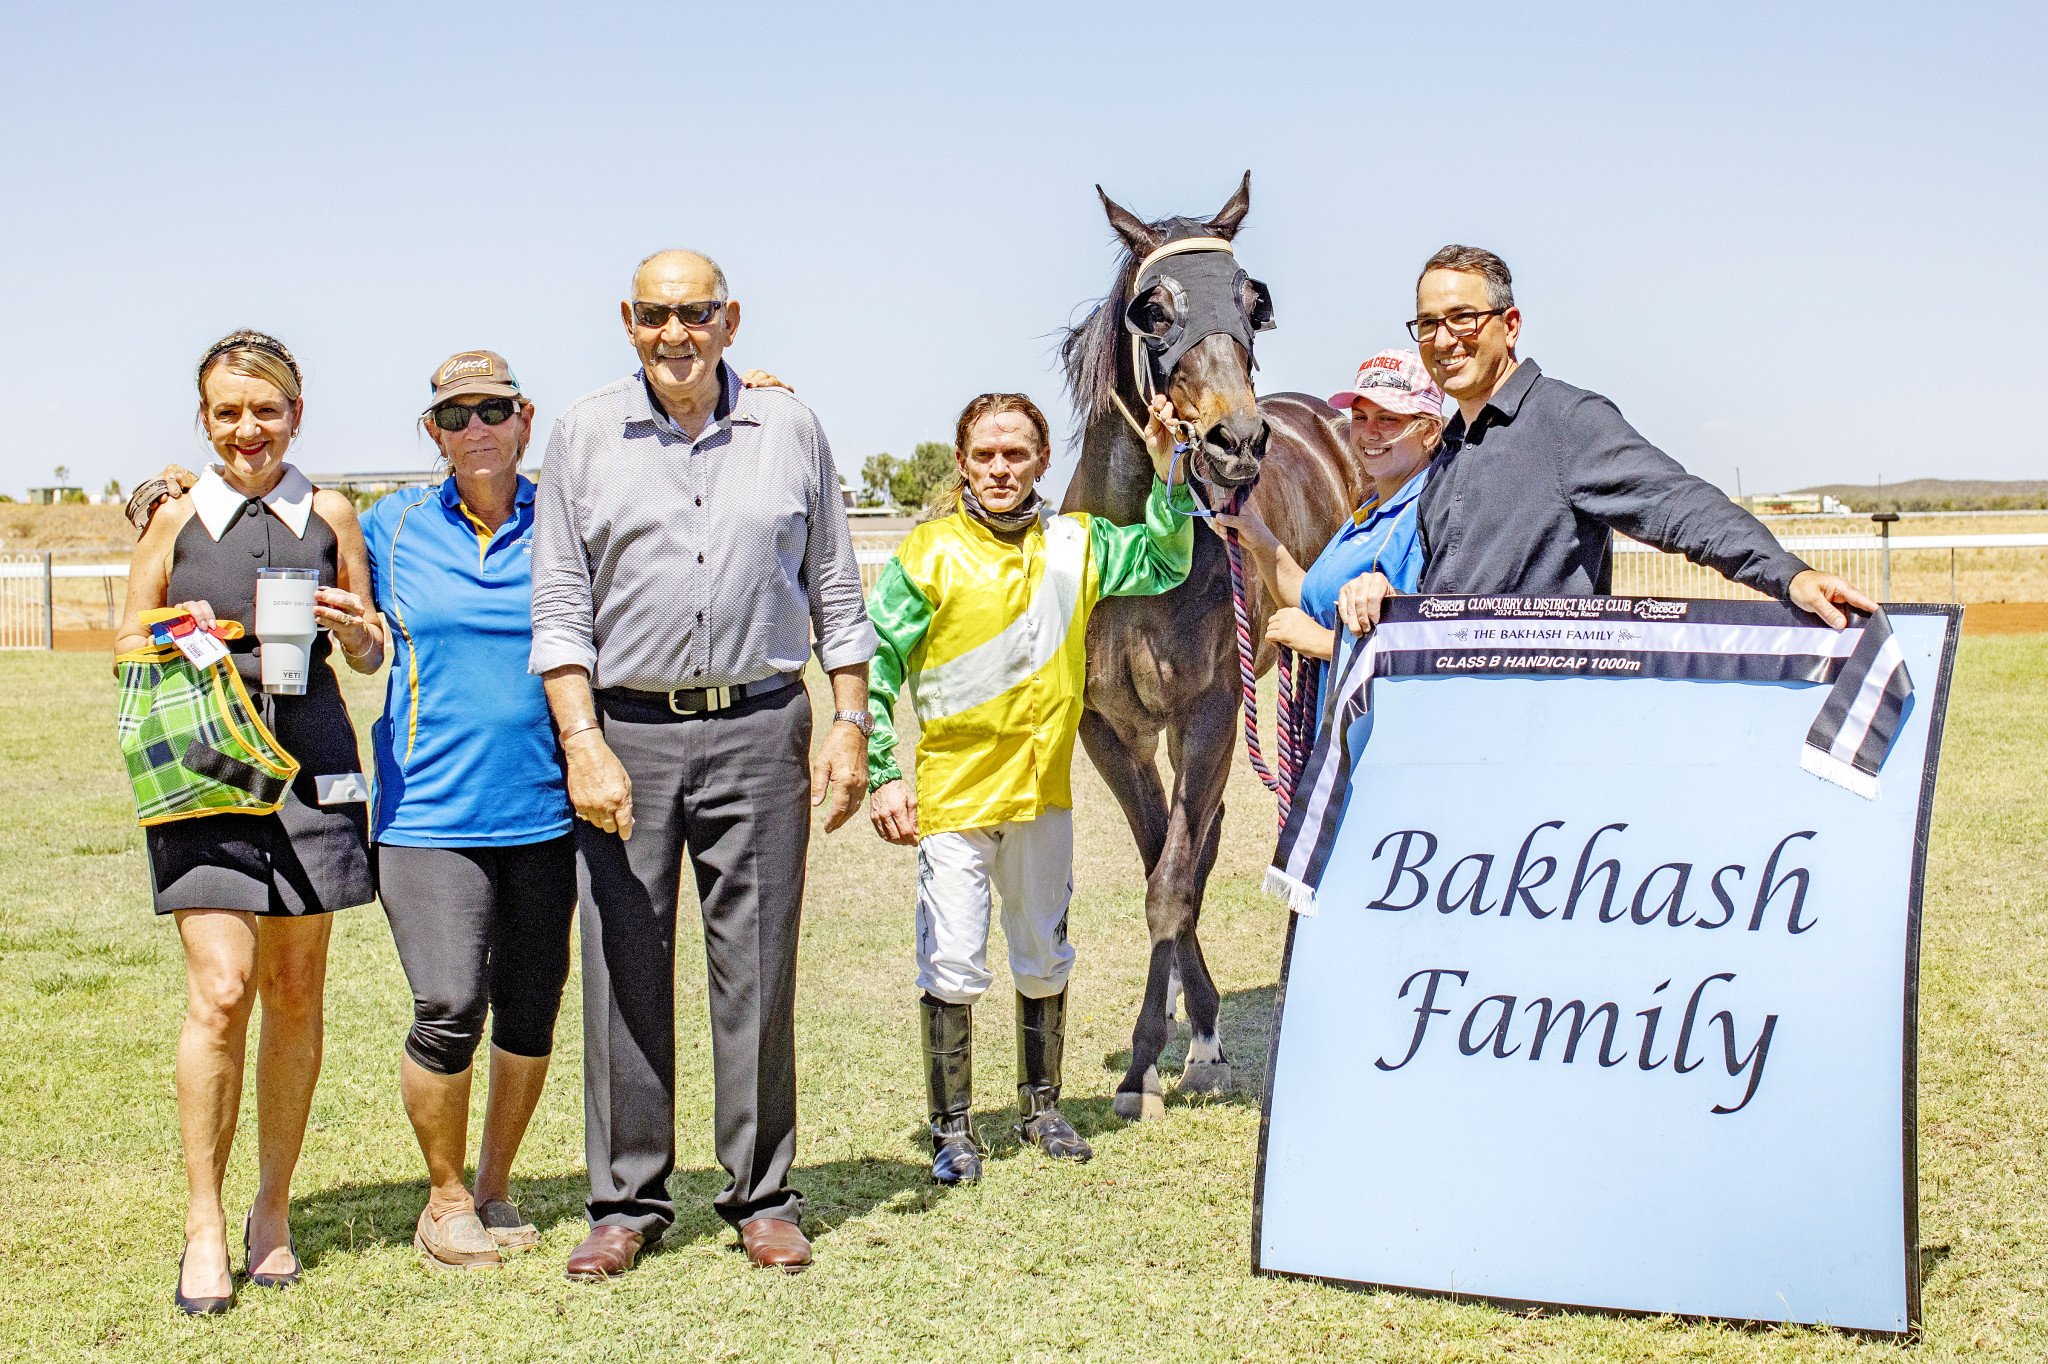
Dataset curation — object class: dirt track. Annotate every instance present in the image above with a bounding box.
[1959,602,2048,636]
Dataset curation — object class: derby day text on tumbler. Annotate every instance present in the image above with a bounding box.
[255,567,320,695]
[1357,820,1817,1114]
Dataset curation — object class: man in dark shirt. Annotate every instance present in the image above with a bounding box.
[1337,246,1874,632]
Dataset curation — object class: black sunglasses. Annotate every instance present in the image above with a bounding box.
[631,299,724,330]
[430,397,518,432]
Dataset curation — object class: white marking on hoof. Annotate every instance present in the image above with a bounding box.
[1187,1032,1225,1067]
[1114,1065,1167,1121]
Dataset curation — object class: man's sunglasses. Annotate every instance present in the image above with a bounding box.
[430,397,519,432]
[631,299,724,330]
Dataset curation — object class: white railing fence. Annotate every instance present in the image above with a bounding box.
[1613,531,2048,604]
[2,532,2039,649]
[0,554,52,649]
[0,556,129,648]
[852,534,907,596]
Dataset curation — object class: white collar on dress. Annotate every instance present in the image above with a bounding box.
[190,463,316,541]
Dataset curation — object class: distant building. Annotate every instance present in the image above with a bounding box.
[1747,493,1850,515]
[25,486,84,505]
[305,470,441,497]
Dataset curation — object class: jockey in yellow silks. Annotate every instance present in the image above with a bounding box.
[865,392,1188,1185]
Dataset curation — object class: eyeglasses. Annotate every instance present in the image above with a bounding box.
[631,299,724,330]
[430,397,518,432]
[1405,308,1508,344]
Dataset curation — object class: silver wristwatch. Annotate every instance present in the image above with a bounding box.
[833,709,875,736]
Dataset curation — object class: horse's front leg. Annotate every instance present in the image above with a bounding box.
[1078,707,1167,875]
[1167,687,1238,1098]
[1115,684,1239,1119]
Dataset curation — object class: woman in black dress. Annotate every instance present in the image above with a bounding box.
[116,330,385,1313]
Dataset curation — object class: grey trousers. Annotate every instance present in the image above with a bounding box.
[577,681,811,1237]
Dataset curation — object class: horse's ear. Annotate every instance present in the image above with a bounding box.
[1207,171,1252,240]
[1098,185,1163,254]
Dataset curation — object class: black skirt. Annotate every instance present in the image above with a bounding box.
[147,487,373,916]
[146,672,373,916]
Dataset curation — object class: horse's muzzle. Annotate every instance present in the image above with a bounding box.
[1202,415,1270,488]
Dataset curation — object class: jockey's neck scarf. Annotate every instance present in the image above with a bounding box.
[1264,597,1915,917]
[960,481,1044,533]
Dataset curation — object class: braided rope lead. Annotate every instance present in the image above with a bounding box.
[1222,488,1305,831]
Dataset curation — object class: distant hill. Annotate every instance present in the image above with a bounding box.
[1789,479,2048,512]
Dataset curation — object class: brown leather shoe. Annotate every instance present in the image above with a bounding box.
[739,1217,811,1272]
[565,1225,645,1282]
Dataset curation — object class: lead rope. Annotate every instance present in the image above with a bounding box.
[1222,486,1309,830]
[1134,407,1309,832]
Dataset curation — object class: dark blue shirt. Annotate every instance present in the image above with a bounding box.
[1416,360,1808,598]
[362,476,570,847]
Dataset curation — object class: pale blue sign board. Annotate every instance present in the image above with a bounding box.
[1255,609,1958,1335]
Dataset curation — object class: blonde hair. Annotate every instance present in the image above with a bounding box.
[196,329,303,413]
[1353,401,1444,457]
[1401,413,1445,455]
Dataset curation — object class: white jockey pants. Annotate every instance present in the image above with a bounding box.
[915,808,1076,1005]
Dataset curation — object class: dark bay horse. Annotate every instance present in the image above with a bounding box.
[1059,173,1362,1119]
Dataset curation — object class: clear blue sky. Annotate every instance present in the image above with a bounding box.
[2,1,2040,502]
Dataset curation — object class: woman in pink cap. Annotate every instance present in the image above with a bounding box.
[1212,348,1445,702]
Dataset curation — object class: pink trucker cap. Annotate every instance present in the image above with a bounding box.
[1328,349,1445,419]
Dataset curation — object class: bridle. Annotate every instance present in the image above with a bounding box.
[1105,234,1309,828]
[1107,234,1237,457]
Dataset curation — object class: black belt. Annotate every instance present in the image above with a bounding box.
[600,671,802,717]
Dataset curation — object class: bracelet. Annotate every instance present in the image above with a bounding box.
[126,478,172,534]
[558,719,603,745]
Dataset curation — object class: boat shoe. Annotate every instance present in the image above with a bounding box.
[477,1198,540,1253]
[414,1205,504,1271]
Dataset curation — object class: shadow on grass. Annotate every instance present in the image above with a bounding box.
[289,1155,940,1264]
[1097,983,1277,1109]
[892,1093,1132,1167]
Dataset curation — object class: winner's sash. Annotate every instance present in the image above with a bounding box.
[1266,597,1914,915]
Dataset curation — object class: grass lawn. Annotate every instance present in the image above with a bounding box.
[0,635,2043,1362]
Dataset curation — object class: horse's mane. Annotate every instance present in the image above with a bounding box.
[1058,235,1145,439]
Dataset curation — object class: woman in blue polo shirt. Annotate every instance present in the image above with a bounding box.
[362,349,573,1271]
[1213,349,1446,721]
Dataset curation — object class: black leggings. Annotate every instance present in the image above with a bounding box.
[377,836,576,1075]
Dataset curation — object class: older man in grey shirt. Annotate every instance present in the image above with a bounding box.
[532,249,877,1278]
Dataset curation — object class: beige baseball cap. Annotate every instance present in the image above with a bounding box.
[425,350,522,409]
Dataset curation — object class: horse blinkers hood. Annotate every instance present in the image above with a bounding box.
[1122,221,1275,389]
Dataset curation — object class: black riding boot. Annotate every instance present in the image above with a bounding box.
[920,993,982,1185]
[1014,989,1094,1161]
